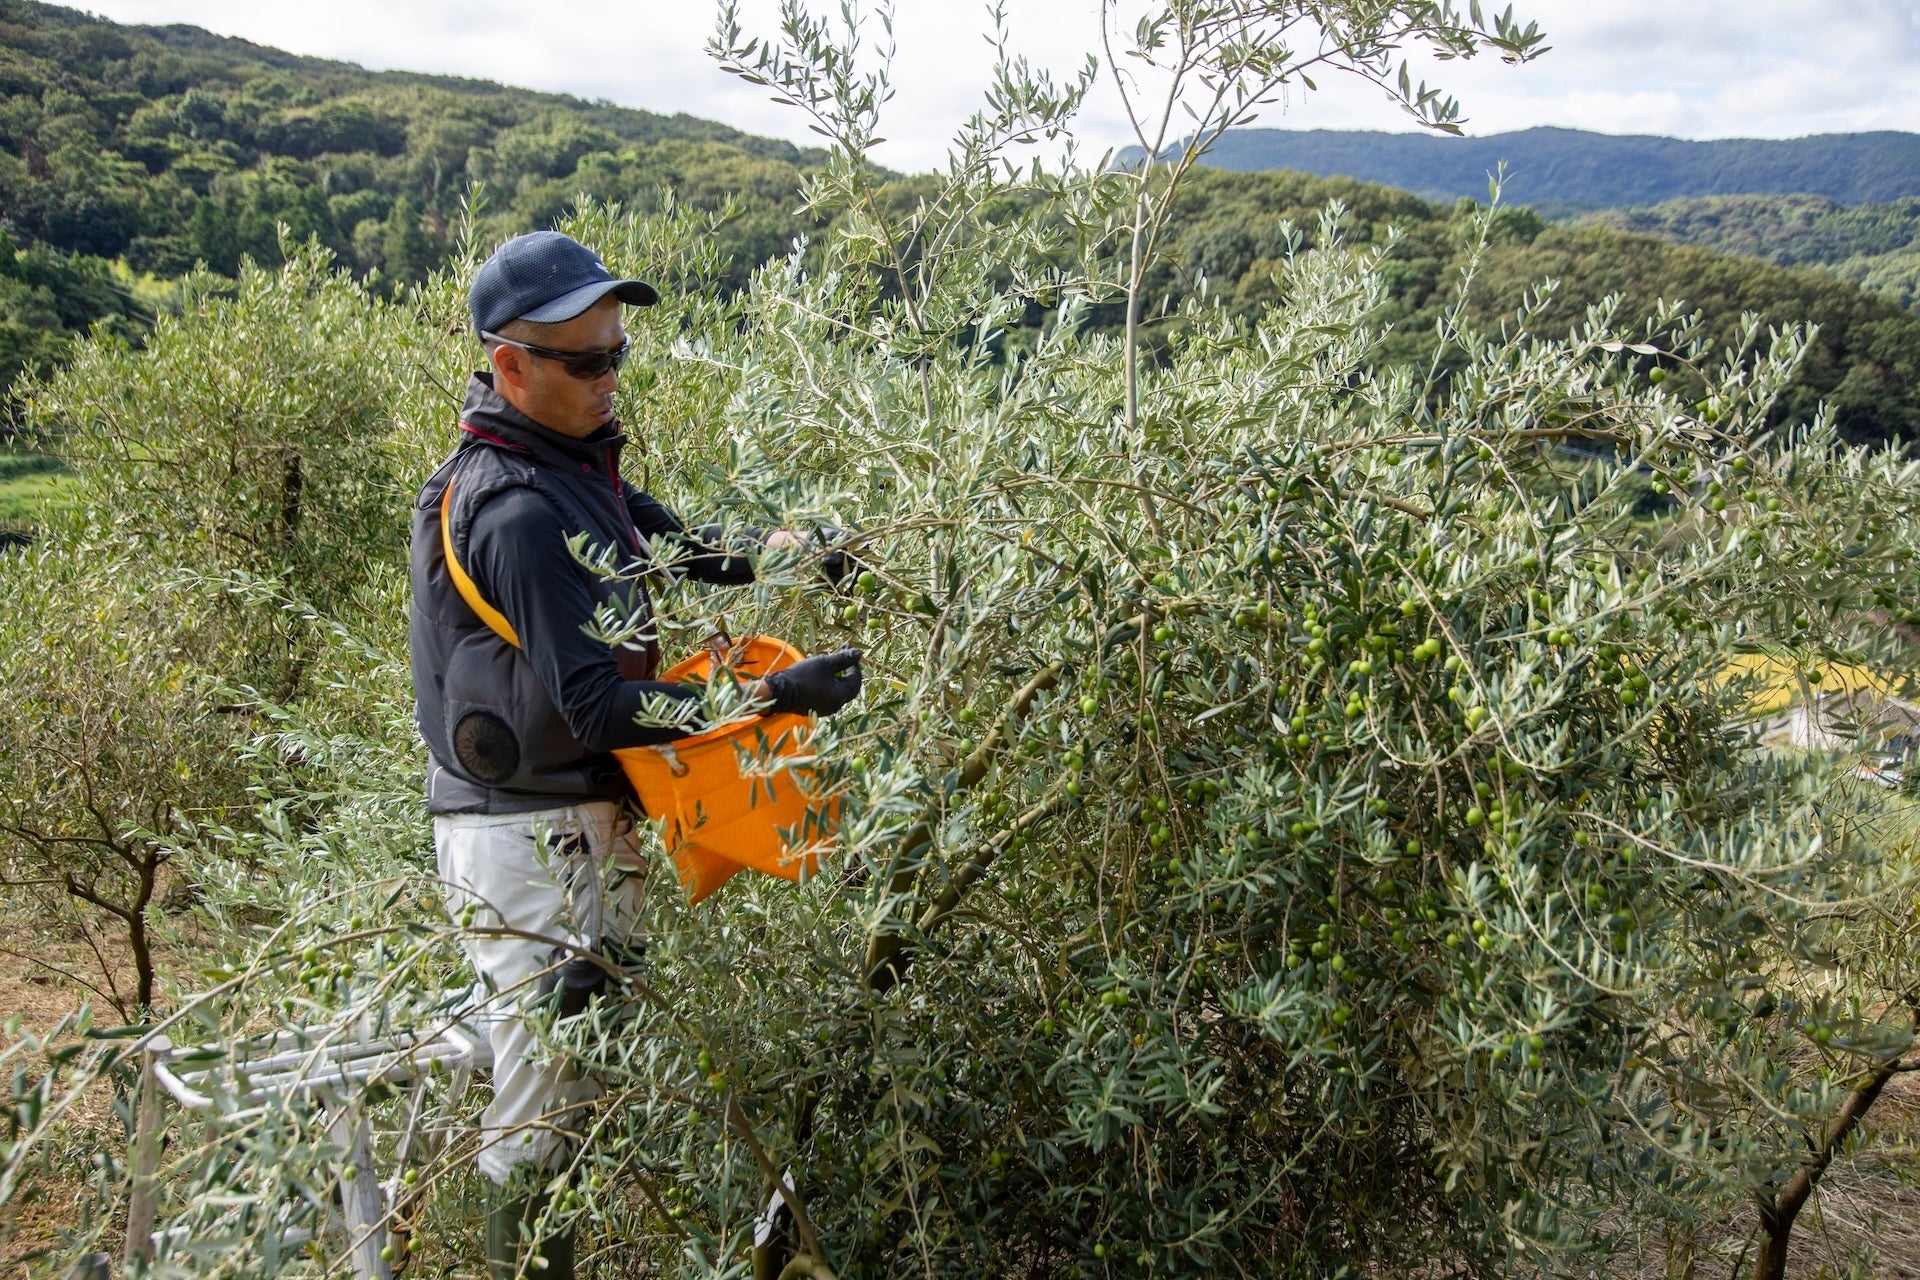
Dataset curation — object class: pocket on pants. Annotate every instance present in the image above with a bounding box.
[601,819,650,948]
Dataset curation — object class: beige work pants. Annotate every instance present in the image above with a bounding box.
[434,801,646,1186]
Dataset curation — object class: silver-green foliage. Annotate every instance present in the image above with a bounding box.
[25,242,426,644]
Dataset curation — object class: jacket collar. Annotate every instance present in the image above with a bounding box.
[457,372,627,470]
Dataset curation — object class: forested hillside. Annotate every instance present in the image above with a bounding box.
[1141,168,1920,445]
[1576,195,1920,310]
[1143,126,1920,209]
[5,0,1920,464]
[0,0,825,396]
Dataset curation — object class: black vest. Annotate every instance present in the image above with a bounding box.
[409,374,657,813]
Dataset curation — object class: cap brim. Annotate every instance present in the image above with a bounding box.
[518,278,660,324]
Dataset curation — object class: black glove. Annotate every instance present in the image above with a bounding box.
[814,525,867,593]
[764,648,864,716]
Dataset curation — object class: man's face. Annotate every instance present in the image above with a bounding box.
[490,294,627,439]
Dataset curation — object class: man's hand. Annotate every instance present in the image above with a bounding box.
[763,648,864,716]
[764,526,867,592]
[815,525,865,592]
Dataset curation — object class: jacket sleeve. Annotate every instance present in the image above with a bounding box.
[467,486,700,750]
[624,485,760,585]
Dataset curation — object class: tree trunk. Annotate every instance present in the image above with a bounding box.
[129,844,160,1012]
[128,901,155,1013]
[279,449,304,543]
[1750,1061,1901,1280]
[1752,1194,1791,1280]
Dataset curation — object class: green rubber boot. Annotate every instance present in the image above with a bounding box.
[485,1186,574,1280]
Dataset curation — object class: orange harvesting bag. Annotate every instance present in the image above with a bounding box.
[615,636,839,903]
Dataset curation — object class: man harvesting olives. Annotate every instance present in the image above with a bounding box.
[408,230,862,1278]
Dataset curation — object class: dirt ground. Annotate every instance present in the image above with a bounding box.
[1793,1069,1920,1279]
[0,910,141,1278]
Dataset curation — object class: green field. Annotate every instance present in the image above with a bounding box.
[0,452,76,531]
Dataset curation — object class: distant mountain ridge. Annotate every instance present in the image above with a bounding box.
[0,0,835,416]
[1123,127,1920,210]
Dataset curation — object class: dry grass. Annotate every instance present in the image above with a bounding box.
[1806,1070,1920,1279]
[0,971,119,1274]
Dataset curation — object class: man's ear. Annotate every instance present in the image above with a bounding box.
[489,342,528,391]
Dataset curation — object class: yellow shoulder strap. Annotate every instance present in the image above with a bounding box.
[440,474,522,650]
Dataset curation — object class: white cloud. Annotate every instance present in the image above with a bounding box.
[72,0,1920,170]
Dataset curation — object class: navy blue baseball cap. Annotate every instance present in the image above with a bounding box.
[469,230,658,334]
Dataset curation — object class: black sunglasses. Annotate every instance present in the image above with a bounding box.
[482,331,631,380]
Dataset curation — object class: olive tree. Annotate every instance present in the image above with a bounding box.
[561,6,1920,1275]
[0,237,427,1022]
[0,228,464,1280]
[0,544,251,1015]
[581,221,1920,1279]
[25,239,425,698]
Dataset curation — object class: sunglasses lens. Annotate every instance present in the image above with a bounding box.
[563,344,628,380]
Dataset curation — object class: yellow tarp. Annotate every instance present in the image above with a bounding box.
[1722,652,1907,717]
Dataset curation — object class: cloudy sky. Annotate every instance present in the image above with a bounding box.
[76,0,1920,172]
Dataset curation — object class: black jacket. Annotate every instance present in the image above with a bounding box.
[410,374,757,814]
